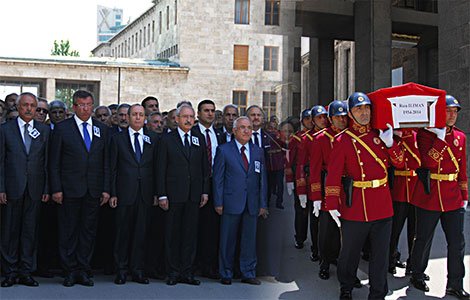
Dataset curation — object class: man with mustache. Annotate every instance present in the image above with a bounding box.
[157,104,209,286]
[1,93,50,287]
[325,92,404,300]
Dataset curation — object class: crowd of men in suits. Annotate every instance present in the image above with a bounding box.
[1,90,468,300]
[0,91,291,289]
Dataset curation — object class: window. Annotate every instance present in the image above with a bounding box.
[135,32,139,52]
[295,1,302,27]
[292,92,301,118]
[235,0,250,24]
[233,91,247,115]
[175,0,178,24]
[143,26,146,46]
[265,0,280,25]
[167,6,170,30]
[159,11,162,34]
[55,81,98,109]
[139,29,142,49]
[116,14,121,20]
[152,21,155,42]
[262,91,277,119]
[293,47,301,72]
[147,24,151,45]
[264,46,279,71]
[233,45,249,70]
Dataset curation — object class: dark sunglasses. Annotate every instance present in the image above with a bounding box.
[36,108,49,114]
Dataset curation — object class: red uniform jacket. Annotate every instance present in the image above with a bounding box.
[309,126,345,210]
[295,128,325,196]
[325,123,405,222]
[412,127,468,211]
[391,130,421,203]
[266,131,287,172]
[285,129,307,183]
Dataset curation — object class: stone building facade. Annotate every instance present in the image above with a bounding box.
[92,0,302,119]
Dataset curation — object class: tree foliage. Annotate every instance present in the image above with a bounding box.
[51,40,80,57]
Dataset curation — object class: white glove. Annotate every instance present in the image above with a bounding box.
[463,201,468,210]
[286,182,294,195]
[329,210,341,227]
[312,200,321,217]
[425,127,446,141]
[299,195,307,208]
[379,123,394,148]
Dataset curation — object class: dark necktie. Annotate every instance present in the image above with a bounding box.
[184,133,190,155]
[24,123,32,154]
[134,132,142,162]
[205,129,212,176]
[241,145,249,171]
[253,132,260,147]
[82,122,91,151]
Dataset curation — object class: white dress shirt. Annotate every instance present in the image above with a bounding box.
[252,129,262,147]
[74,115,93,142]
[223,127,232,143]
[235,139,250,164]
[177,127,191,145]
[198,123,218,166]
[128,127,144,154]
[17,117,34,143]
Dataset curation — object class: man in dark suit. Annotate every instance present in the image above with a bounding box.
[0,92,50,287]
[157,104,210,286]
[221,104,239,143]
[109,104,159,285]
[194,99,225,279]
[246,105,271,156]
[49,90,110,287]
[213,116,267,285]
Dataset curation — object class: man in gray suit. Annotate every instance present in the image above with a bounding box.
[0,93,50,287]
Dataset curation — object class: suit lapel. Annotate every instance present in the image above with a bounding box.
[12,118,27,155]
[231,140,248,173]
[71,119,89,153]
[124,129,139,164]
[172,130,190,161]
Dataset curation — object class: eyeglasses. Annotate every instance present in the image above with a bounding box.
[74,103,93,108]
[36,108,49,114]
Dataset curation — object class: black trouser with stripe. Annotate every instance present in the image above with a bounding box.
[318,210,340,269]
[410,207,465,289]
[389,201,415,268]
[338,218,392,300]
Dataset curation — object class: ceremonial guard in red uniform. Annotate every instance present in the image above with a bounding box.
[388,129,420,275]
[409,95,468,299]
[295,105,329,261]
[325,92,404,300]
[308,100,348,280]
[285,109,313,250]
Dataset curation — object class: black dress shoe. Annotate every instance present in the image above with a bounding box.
[319,268,330,280]
[388,266,397,275]
[424,273,430,281]
[395,260,406,268]
[166,277,178,285]
[340,290,352,299]
[63,274,75,287]
[310,253,320,262]
[294,241,304,249]
[354,278,363,289]
[241,278,261,285]
[446,287,470,300]
[77,272,94,287]
[220,278,232,285]
[18,276,39,287]
[1,276,16,287]
[410,277,429,292]
[179,276,200,285]
[114,273,127,285]
[132,275,149,284]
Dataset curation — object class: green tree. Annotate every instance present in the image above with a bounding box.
[51,40,80,57]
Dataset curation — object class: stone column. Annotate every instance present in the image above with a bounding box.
[354,0,392,93]
[45,78,56,100]
[308,38,334,106]
[438,0,470,181]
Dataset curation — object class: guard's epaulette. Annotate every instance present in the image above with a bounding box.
[291,134,302,142]
[305,133,314,141]
[312,128,327,137]
[335,128,348,138]
[300,130,309,137]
